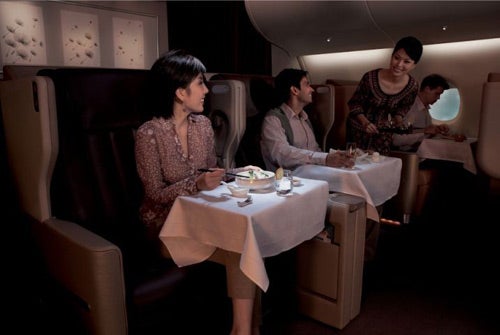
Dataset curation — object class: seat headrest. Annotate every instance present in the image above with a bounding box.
[38,68,150,132]
[210,73,275,117]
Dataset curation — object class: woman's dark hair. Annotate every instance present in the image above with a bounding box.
[274,68,309,105]
[148,49,206,118]
[393,36,423,64]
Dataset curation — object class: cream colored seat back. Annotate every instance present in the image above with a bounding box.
[206,80,246,170]
[477,77,500,179]
[306,84,335,151]
[324,82,358,150]
[0,76,57,222]
[209,73,275,168]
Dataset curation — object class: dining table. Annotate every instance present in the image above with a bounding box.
[293,154,402,221]
[416,136,477,174]
[159,178,329,292]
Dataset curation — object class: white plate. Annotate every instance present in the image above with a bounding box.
[235,170,275,190]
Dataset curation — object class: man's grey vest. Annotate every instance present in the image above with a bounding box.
[267,107,314,145]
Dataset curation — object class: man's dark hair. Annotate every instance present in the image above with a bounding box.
[274,68,309,105]
[393,36,423,64]
[420,74,450,91]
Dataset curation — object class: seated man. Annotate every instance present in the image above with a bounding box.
[260,68,353,172]
[392,74,450,151]
[262,68,393,263]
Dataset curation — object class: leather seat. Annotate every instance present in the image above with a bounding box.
[210,73,275,168]
[0,67,229,334]
[477,72,500,196]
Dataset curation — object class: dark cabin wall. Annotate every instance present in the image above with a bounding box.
[167,1,271,75]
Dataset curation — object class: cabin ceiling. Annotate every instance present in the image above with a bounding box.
[245,1,500,55]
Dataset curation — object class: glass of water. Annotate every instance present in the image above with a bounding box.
[346,142,357,157]
[275,169,293,196]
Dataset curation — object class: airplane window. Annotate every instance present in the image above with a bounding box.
[429,87,460,121]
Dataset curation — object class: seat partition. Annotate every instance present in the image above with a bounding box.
[478,76,500,196]
[36,68,150,248]
[0,75,58,222]
[305,84,335,151]
[477,79,500,179]
[324,80,359,150]
[1,67,231,334]
[210,73,275,168]
[205,80,246,169]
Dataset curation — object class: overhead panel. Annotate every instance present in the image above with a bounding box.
[244,1,390,56]
[369,1,500,46]
[245,0,500,56]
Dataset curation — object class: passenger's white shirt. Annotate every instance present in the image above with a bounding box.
[260,103,327,171]
[392,96,431,150]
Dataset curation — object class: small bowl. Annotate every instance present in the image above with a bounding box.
[227,185,249,198]
[371,152,381,162]
[292,177,302,186]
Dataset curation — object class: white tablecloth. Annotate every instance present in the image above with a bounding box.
[159,178,329,291]
[416,137,477,174]
[294,155,402,221]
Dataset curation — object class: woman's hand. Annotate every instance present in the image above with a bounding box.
[357,114,378,134]
[393,115,404,127]
[196,168,224,191]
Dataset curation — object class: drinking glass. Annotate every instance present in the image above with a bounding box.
[346,142,357,157]
[275,169,293,195]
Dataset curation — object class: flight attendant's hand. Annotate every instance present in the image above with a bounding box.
[364,122,379,134]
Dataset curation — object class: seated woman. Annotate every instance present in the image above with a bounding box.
[135,49,261,335]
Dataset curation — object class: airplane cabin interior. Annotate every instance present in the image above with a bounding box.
[1,1,499,334]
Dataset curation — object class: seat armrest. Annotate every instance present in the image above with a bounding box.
[34,217,127,335]
[387,150,419,223]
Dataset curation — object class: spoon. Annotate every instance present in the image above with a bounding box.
[237,195,253,207]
